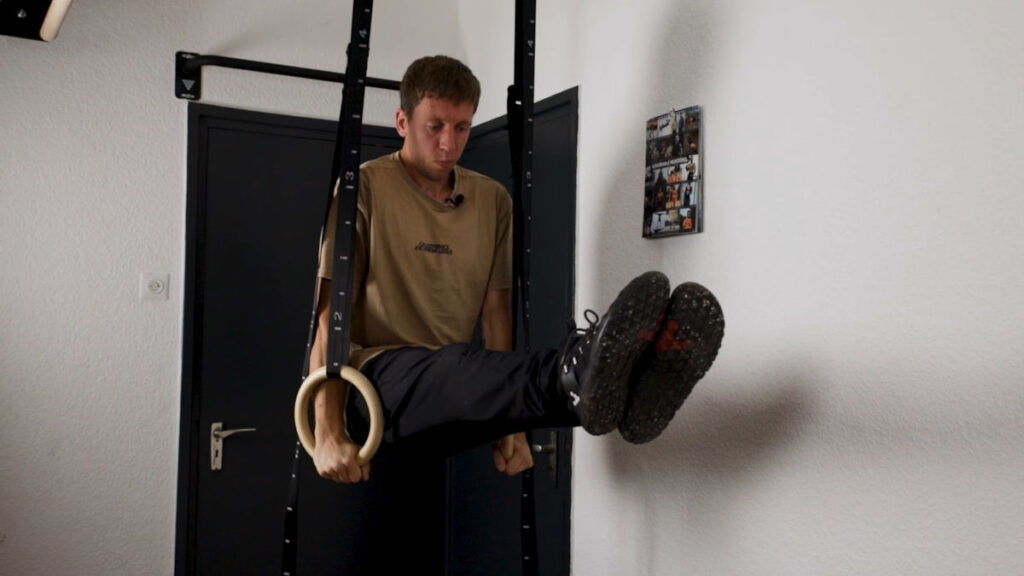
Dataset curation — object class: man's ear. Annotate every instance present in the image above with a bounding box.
[395,108,409,137]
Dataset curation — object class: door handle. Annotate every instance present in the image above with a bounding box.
[211,422,257,471]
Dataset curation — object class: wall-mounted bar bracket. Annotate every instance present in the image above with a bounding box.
[176,51,202,100]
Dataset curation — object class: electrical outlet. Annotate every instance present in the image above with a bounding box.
[140,273,170,301]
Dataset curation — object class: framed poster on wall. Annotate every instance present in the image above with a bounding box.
[643,106,702,238]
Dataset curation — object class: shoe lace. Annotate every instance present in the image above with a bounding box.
[559,309,601,374]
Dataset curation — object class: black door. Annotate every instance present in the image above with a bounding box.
[176,90,578,575]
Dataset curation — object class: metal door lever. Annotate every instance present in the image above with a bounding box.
[211,422,257,471]
[531,430,559,484]
[532,438,556,454]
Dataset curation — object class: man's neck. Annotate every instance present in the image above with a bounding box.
[398,150,455,202]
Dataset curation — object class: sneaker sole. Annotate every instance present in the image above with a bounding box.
[579,271,670,435]
[619,282,725,444]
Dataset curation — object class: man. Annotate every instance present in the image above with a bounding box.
[310,56,724,484]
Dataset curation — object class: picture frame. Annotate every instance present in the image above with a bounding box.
[643,106,703,238]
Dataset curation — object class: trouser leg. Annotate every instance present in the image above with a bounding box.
[346,343,579,454]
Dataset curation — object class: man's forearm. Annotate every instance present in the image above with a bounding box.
[481,289,514,352]
[311,277,349,441]
[482,316,513,351]
[314,379,349,441]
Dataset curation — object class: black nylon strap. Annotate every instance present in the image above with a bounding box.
[326,2,374,378]
[283,2,374,575]
[508,0,535,354]
[508,1,539,575]
[281,440,301,574]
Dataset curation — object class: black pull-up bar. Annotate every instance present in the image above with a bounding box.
[174,51,400,101]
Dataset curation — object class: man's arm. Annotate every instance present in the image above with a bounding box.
[481,288,534,476]
[481,288,513,351]
[310,277,370,484]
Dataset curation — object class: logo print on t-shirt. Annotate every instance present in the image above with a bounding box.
[415,242,454,256]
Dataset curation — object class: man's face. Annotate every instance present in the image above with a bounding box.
[396,96,475,184]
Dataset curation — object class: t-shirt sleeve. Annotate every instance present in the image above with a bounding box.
[486,186,513,292]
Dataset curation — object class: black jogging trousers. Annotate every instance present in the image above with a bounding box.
[346,343,579,455]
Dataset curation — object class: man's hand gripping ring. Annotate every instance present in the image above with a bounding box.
[294,366,384,464]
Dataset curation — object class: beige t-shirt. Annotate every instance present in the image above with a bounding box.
[318,152,513,368]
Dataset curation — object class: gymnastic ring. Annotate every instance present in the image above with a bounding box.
[499,435,515,460]
[294,366,384,464]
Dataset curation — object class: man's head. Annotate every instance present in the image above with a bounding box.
[399,55,480,118]
[396,56,481,188]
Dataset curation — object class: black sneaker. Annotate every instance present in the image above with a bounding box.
[618,282,725,444]
[559,271,670,435]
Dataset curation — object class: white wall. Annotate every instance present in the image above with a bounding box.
[2,1,1022,575]
[561,1,1024,574]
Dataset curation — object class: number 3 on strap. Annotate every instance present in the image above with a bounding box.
[294,366,384,464]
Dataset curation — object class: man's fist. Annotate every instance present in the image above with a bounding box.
[314,432,370,483]
[492,432,534,476]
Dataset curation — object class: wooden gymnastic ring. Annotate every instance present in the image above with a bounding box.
[294,366,384,464]
[500,435,515,460]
